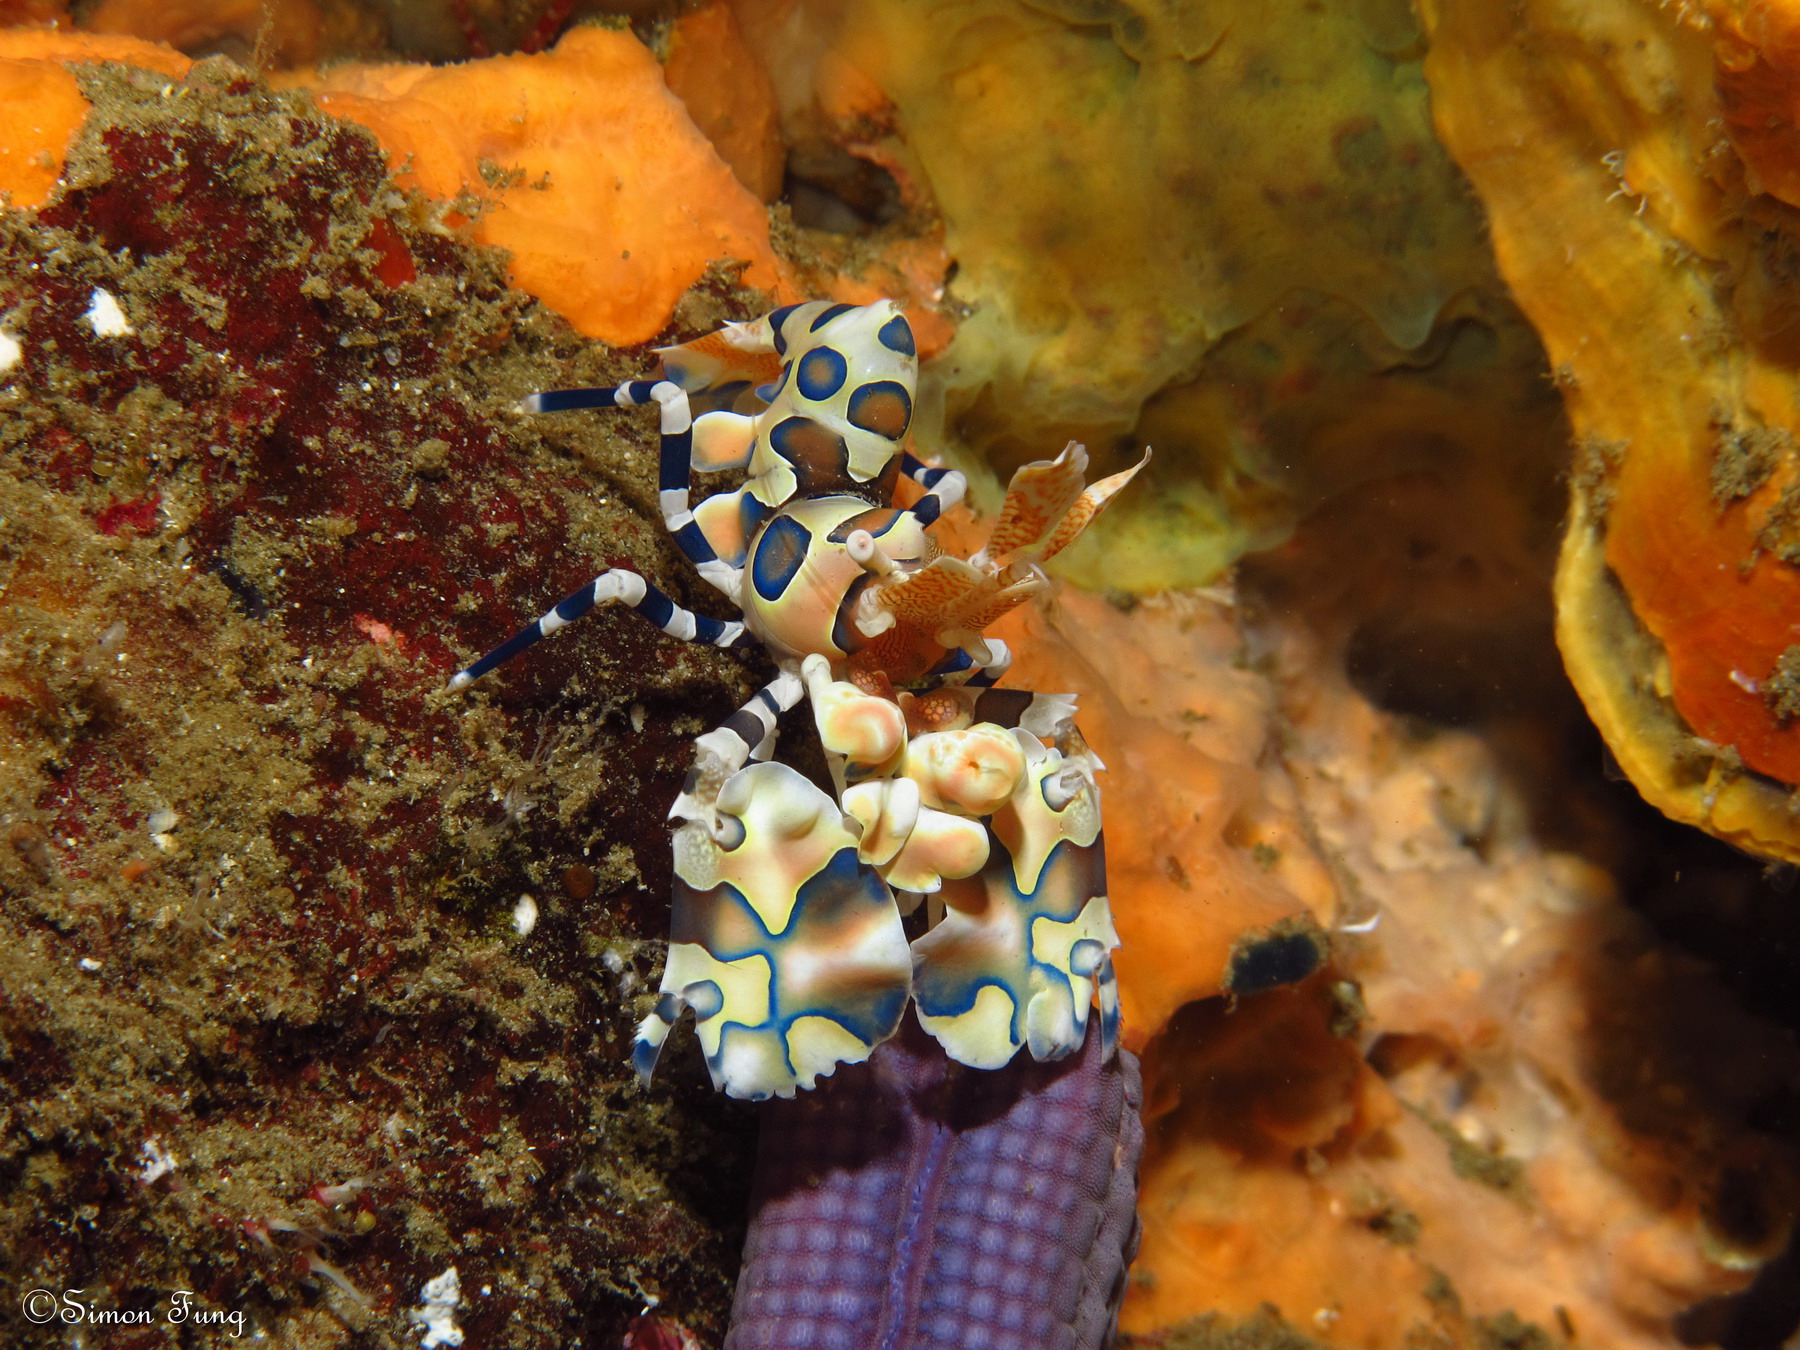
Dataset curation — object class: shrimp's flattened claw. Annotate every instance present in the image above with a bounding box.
[910,729,1118,1069]
[642,761,911,1099]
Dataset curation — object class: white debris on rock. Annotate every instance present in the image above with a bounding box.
[84,288,133,337]
[512,893,538,937]
[137,1136,178,1184]
[600,945,639,995]
[0,330,20,372]
[148,806,180,852]
[409,1266,463,1349]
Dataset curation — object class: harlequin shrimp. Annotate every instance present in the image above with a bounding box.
[449,299,1144,1102]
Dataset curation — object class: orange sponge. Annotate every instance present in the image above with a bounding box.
[304,26,794,346]
[664,2,785,202]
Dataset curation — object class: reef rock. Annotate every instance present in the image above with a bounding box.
[0,48,766,1344]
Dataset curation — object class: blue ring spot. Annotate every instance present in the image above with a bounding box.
[877,314,915,355]
[1069,938,1106,979]
[752,515,811,601]
[755,362,794,405]
[796,345,848,401]
[846,380,913,439]
[755,361,794,405]
[768,304,801,355]
[809,302,857,331]
[738,493,772,542]
[682,980,725,1020]
[827,508,902,544]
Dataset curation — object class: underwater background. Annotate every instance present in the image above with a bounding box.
[2,0,1799,1346]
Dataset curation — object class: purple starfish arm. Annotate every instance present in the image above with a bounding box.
[724,1015,1144,1350]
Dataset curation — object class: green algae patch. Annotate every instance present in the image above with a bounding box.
[1117,1304,1335,1350]
[1408,1103,1531,1203]
[1767,645,1800,723]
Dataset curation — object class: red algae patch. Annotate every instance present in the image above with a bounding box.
[297,25,794,346]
